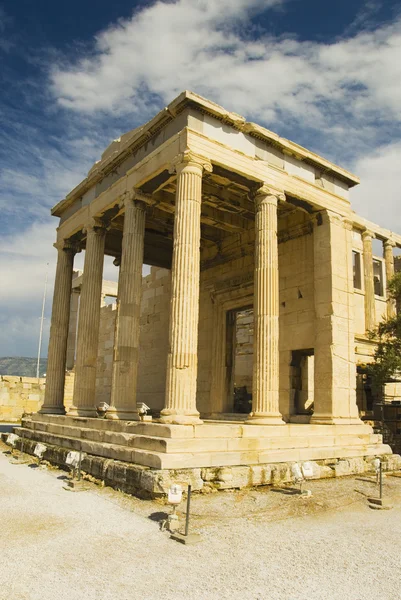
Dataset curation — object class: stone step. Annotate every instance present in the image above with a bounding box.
[17,427,162,468]
[131,433,383,454]
[30,421,136,446]
[26,415,141,433]
[152,443,391,470]
[27,414,376,440]
[17,426,391,471]
[23,419,382,454]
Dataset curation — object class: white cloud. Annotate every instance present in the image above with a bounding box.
[0,220,119,357]
[0,222,55,357]
[0,126,107,220]
[48,0,401,233]
[50,0,401,146]
[350,141,401,233]
[2,0,401,359]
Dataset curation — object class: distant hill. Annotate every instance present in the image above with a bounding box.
[0,357,47,378]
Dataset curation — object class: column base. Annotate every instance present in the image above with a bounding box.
[159,409,203,425]
[246,413,285,425]
[67,406,97,418]
[38,405,66,416]
[310,414,363,425]
[106,408,140,421]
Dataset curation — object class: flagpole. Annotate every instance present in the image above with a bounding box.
[36,263,49,379]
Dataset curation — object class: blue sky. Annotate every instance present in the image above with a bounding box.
[1,0,401,358]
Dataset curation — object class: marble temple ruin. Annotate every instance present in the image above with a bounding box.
[18,91,401,495]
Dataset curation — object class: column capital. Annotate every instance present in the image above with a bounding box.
[361,228,375,240]
[83,217,108,235]
[53,239,80,254]
[113,255,122,267]
[119,189,152,210]
[384,238,396,249]
[252,185,285,208]
[314,209,343,228]
[169,150,213,175]
[342,218,354,232]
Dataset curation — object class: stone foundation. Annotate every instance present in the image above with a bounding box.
[4,412,400,498]
[2,432,400,499]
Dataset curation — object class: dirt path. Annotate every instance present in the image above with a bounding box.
[1,445,401,600]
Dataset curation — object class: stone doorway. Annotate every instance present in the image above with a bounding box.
[290,349,314,418]
[225,307,254,414]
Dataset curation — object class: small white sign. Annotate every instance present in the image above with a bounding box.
[291,463,303,481]
[301,462,314,479]
[168,484,183,505]
[7,433,19,447]
[34,443,47,459]
[372,458,381,472]
[66,451,81,467]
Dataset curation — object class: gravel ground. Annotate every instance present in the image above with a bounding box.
[1,444,401,600]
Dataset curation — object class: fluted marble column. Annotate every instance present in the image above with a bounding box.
[107,195,146,420]
[362,229,375,332]
[40,241,76,414]
[66,287,80,370]
[384,239,396,318]
[160,151,212,425]
[247,186,284,425]
[69,220,106,416]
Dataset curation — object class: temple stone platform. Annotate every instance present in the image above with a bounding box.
[5,413,400,498]
[17,413,392,469]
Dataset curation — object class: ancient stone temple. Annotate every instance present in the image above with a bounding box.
[21,91,401,495]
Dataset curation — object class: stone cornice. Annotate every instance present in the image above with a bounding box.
[52,92,360,220]
[352,215,401,247]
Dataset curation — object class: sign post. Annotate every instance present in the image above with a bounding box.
[8,433,30,465]
[63,449,88,491]
[170,484,202,545]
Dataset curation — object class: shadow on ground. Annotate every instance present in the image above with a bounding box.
[148,511,169,523]
[271,486,302,495]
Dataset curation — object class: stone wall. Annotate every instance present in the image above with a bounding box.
[95,303,118,407]
[195,210,315,418]
[0,376,45,422]
[63,372,75,414]
[68,214,382,419]
[137,267,171,411]
[233,308,253,390]
[92,268,172,413]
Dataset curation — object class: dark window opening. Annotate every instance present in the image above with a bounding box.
[226,307,253,414]
[353,251,362,290]
[373,259,384,296]
[291,349,314,415]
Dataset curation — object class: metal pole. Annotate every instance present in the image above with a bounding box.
[379,460,383,500]
[77,449,82,482]
[36,263,49,379]
[184,485,192,536]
